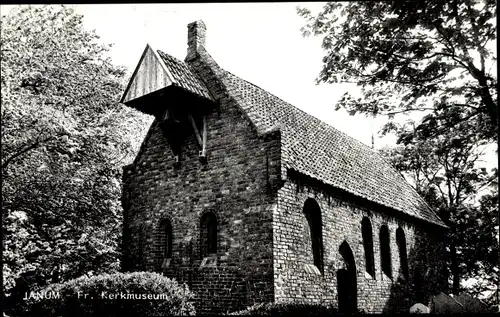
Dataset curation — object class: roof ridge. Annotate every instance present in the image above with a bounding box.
[152,47,445,228]
[218,68,445,228]
[222,69,380,153]
[156,49,213,101]
[157,49,185,64]
[155,49,178,86]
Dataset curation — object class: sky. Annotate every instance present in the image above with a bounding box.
[79,2,388,147]
[0,3,496,165]
[1,3,391,148]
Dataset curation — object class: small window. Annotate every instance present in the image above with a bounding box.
[362,217,375,277]
[157,218,172,270]
[380,225,392,278]
[396,227,409,280]
[303,198,324,274]
[200,212,217,256]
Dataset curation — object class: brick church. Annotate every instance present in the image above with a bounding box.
[120,21,448,314]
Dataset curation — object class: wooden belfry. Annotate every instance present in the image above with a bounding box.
[120,44,214,164]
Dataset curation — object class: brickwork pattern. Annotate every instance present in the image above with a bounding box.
[273,178,447,313]
[121,20,448,314]
[122,69,281,312]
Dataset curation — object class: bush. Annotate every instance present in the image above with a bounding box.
[25,272,195,316]
[230,302,366,315]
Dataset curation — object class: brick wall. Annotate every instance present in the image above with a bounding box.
[273,173,447,313]
[122,21,447,314]
[121,81,281,312]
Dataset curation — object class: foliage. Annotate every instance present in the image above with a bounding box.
[298,1,497,142]
[379,122,498,302]
[25,272,196,316]
[457,191,499,310]
[230,302,365,315]
[1,3,151,305]
[379,113,495,210]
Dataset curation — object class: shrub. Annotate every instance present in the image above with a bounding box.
[25,272,195,316]
[230,302,366,315]
[230,303,364,316]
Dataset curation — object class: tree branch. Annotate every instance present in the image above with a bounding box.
[2,135,55,173]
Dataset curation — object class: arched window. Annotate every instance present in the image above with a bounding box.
[361,217,375,277]
[200,212,217,256]
[303,198,324,274]
[396,227,409,280]
[157,218,172,270]
[380,224,392,278]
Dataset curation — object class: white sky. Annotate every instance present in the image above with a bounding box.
[1,3,496,167]
[1,3,391,148]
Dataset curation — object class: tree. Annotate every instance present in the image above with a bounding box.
[379,114,498,301]
[298,0,498,300]
[298,1,497,142]
[1,4,151,308]
[456,190,499,307]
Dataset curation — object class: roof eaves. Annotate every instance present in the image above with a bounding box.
[287,166,448,229]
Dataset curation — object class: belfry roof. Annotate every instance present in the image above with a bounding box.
[122,23,447,229]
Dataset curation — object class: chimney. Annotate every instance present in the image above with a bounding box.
[186,20,206,61]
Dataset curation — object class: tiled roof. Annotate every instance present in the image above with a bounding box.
[218,69,447,228]
[157,50,213,101]
[151,48,445,227]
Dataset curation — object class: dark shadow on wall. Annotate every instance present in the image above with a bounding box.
[383,226,448,313]
[283,170,450,314]
[338,241,357,314]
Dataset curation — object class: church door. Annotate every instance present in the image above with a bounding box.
[337,241,357,313]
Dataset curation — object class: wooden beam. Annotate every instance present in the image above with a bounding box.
[188,114,203,147]
[201,115,207,156]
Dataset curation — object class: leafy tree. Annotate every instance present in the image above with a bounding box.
[379,115,498,301]
[457,190,499,307]
[298,0,497,142]
[1,4,151,310]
